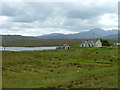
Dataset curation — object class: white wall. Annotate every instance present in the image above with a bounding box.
[95,39,102,47]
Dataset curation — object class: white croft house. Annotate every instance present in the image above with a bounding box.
[80,39,102,47]
[114,41,120,45]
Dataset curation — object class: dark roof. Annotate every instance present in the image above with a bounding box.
[81,39,100,44]
[114,41,120,43]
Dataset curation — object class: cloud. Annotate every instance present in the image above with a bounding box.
[1,1,118,36]
[98,13,118,28]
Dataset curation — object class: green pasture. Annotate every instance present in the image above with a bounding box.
[2,47,118,88]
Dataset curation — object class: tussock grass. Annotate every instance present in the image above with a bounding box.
[2,47,118,88]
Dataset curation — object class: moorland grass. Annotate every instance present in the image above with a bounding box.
[2,47,118,88]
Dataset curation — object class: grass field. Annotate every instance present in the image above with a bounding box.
[2,39,115,47]
[2,47,118,88]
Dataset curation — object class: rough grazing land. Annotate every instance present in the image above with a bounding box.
[2,39,115,47]
[2,47,118,88]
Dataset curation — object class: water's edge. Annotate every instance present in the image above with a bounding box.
[0,46,56,51]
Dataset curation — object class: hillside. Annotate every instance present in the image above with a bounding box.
[1,35,38,42]
[2,39,84,47]
[102,33,120,40]
[1,28,119,47]
[2,39,115,47]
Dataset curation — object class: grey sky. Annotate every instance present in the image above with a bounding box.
[0,0,118,36]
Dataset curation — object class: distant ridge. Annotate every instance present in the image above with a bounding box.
[36,33,67,39]
[36,28,119,40]
[102,33,120,40]
[1,28,119,42]
[1,35,38,42]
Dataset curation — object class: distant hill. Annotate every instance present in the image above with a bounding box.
[102,33,120,40]
[36,33,67,39]
[36,28,118,39]
[1,35,38,42]
[1,28,119,46]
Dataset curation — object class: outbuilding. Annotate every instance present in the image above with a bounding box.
[56,44,70,49]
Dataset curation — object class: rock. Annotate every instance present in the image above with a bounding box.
[59,59,61,60]
[48,65,52,67]
[70,81,74,83]
[95,77,98,80]
[79,81,83,84]
[73,63,77,65]
[58,65,61,67]
[50,69,54,72]
[94,59,96,61]
[95,51,99,53]
[57,85,61,88]
[67,84,72,88]
[109,59,113,62]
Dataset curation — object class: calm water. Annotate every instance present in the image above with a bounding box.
[0,46,56,51]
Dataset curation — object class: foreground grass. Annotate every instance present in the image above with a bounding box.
[2,47,118,88]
